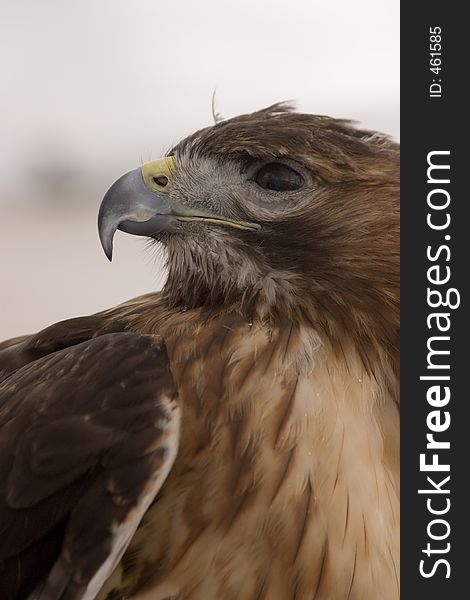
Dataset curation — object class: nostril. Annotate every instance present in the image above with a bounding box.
[153,175,169,187]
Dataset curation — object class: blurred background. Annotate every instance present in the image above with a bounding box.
[0,0,399,339]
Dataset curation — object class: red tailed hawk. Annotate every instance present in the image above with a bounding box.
[0,104,399,600]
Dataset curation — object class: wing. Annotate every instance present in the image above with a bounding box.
[0,324,179,600]
[0,314,130,382]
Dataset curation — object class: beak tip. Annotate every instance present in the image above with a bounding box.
[100,236,114,262]
[98,224,114,262]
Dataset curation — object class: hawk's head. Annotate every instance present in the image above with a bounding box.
[99,104,399,371]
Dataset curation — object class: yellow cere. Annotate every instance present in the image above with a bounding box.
[141,156,177,193]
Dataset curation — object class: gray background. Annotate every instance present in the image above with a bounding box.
[0,0,399,338]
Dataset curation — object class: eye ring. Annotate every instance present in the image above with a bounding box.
[253,162,304,192]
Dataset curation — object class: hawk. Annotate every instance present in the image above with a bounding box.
[0,104,399,600]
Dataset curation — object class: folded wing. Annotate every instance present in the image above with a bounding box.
[0,325,179,600]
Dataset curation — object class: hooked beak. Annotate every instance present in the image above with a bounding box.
[98,156,260,261]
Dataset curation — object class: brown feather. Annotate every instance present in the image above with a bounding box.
[1,104,399,599]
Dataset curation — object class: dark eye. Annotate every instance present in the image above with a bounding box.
[254,162,304,192]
